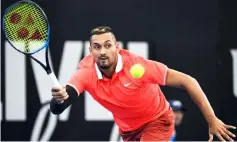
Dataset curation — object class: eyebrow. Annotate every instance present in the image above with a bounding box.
[104,40,111,43]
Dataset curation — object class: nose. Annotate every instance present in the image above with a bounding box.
[100,47,106,56]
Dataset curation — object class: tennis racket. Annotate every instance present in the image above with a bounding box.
[2,0,61,99]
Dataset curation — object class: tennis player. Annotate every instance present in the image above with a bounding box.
[50,26,236,141]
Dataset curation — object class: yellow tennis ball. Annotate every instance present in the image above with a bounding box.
[130,64,145,78]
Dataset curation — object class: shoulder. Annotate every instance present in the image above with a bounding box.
[70,68,94,84]
[120,49,141,66]
[78,55,95,69]
[120,49,152,70]
[72,55,96,79]
[120,49,139,59]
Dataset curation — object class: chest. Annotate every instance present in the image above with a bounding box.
[89,71,145,102]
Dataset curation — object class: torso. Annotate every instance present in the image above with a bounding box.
[85,57,169,131]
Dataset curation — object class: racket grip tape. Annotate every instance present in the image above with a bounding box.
[48,72,60,86]
[48,72,64,104]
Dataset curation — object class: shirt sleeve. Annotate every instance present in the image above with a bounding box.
[136,56,168,85]
[67,69,90,96]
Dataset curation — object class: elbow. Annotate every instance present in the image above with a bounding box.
[166,69,198,89]
[182,74,198,89]
[187,75,197,82]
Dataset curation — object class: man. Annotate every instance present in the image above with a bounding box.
[50,26,236,141]
[169,100,187,141]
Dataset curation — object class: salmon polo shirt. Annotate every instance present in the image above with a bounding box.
[68,49,170,131]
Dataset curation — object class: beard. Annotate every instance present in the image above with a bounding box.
[97,59,111,69]
[99,65,110,69]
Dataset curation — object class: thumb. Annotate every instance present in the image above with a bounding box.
[208,132,213,142]
[62,85,67,92]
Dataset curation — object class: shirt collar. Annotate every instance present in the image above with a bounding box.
[95,53,123,79]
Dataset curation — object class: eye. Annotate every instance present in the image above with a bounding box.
[93,44,101,49]
[105,43,112,48]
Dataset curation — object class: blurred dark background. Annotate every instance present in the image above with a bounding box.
[1,0,237,141]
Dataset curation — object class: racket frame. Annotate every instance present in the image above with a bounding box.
[2,0,60,88]
[2,0,53,74]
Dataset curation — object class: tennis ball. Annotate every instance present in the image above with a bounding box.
[130,64,145,78]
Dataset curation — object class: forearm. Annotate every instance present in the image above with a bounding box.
[166,69,217,123]
[50,85,78,114]
[183,76,216,123]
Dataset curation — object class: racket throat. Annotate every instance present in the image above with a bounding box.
[24,40,30,53]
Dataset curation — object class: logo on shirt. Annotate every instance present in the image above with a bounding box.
[124,82,132,87]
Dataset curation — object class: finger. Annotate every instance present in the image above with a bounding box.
[223,128,236,138]
[53,93,68,98]
[52,89,67,96]
[54,98,64,103]
[53,94,67,101]
[51,86,61,92]
[55,94,68,99]
[208,133,213,142]
[52,85,66,92]
[225,125,236,130]
[52,94,65,100]
[52,92,64,97]
[59,89,66,95]
[216,133,226,142]
[63,94,69,100]
[220,130,233,141]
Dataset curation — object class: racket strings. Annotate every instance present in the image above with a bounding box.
[3,2,48,53]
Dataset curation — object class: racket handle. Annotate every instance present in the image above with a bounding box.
[48,72,64,104]
[49,72,60,86]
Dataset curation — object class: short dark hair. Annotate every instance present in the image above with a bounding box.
[90,26,116,41]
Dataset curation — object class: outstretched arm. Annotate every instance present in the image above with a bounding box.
[50,68,90,114]
[165,68,236,141]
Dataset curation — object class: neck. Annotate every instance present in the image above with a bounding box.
[100,56,118,79]
[100,62,117,79]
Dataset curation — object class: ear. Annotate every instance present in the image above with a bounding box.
[116,43,120,54]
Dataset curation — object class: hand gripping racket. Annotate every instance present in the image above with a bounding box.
[2,0,62,101]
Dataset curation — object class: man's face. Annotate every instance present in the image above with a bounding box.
[173,111,184,126]
[90,32,119,69]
